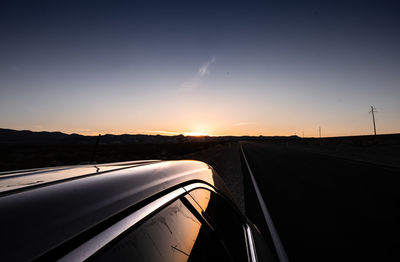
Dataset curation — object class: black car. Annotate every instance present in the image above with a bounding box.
[0,160,278,261]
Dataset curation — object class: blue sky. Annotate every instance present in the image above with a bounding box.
[1,0,399,136]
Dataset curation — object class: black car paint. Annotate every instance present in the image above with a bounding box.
[0,160,275,261]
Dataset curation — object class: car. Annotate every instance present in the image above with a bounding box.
[0,160,279,261]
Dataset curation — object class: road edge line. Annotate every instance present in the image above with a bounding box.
[240,143,289,262]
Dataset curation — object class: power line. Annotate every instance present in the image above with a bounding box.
[369,106,377,135]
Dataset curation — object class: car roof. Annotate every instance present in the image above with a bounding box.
[0,160,160,194]
[0,160,229,261]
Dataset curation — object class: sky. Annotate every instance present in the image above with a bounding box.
[1,0,399,137]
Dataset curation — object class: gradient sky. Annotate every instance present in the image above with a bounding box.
[1,0,399,137]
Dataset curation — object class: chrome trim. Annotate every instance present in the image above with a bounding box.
[183,182,216,193]
[245,224,258,262]
[240,143,289,262]
[58,187,186,262]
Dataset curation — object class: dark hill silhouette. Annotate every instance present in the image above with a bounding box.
[0,128,300,145]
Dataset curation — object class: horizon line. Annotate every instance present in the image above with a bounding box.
[1,127,399,139]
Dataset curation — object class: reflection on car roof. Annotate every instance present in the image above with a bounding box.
[0,160,160,194]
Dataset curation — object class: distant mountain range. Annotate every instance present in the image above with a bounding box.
[0,128,299,144]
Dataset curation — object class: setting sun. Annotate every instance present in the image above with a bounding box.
[183,132,209,137]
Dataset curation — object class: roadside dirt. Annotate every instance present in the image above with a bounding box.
[177,142,245,213]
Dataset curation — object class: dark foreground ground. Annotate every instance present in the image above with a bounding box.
[1,134,399,261]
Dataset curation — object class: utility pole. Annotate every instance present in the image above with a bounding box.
[369,106,377,135]
[90,134,101,163]
[319,127,321,138]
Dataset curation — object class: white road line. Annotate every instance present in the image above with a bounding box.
[240,143,289,262]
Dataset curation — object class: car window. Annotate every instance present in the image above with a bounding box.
[187,188,248,262]
[90,199,230,262]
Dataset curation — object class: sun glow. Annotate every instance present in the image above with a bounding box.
[183,132,209,137]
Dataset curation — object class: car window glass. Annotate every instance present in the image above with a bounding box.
[188,188,248,261]
[188,188,212,212]
[91,199,230,262]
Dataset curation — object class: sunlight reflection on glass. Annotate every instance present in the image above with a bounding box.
[188,189,212,212]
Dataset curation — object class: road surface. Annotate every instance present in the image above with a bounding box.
[241,141,400,262]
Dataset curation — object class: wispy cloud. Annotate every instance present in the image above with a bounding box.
[180,81,198,91]
[198,57,216,76]
[138,130,182,135]
[180,57,216,91]
[76,128,92,132]
[233,122,255,126]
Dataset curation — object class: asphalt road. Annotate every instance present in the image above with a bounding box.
[241,141,400,262]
